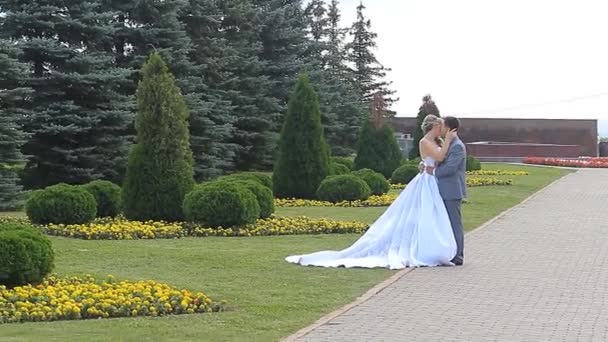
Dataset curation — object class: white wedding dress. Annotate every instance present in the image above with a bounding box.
[285,156,457,269]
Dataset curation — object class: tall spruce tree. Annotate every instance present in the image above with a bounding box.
[304,0,363,156]
[0,41,31,210]
[254,0,310,126]
[347,2,397,112]
[219,0,280,171]
[0,0,133,189]
[273,74,330,199]
[122,53,195,222]
[354,93,402,178]
[410,94,440,159]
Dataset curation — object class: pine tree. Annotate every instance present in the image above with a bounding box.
[219,0,280,171]
[410,94,441,159]
[273,74,330,199]
[347,2,397,112]
[254,0,310,130]
[0,0,133,189]
[354,93,402,178]
[122,53,195,222]
[0,41,31,210]
[304,0,363,156]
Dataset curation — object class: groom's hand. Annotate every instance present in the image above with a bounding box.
[425,166,435,175]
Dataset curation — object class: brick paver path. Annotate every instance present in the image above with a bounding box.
[290,170,608,341]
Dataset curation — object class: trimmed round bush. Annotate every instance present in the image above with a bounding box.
[183,182,260,228]
[0,223,54,287]
[82,180,122,218]
[391,164,419,185]
[467,155,482,171]
[316,175,371,203]
[352,169,390,195]
[330,162,350,176]
[26,184,97,225]
[214,179,274,219]
[331,157,355,171]
[219,173,272,189]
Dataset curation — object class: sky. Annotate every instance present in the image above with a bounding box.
[336,0,608,119]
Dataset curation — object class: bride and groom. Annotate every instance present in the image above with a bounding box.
[286,115,466,269]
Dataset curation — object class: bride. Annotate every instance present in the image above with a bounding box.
[285,115,457,269]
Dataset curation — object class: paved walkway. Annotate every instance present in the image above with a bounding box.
[288,170,608,341]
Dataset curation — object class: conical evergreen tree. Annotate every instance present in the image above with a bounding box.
[273,74,330,199]
[354,93,402,178]
[122,54,195,221]
[0,41,31,210]
[410,94,441,159]
[347,2,397,111]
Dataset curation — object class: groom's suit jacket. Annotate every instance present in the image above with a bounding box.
[435,137,467,201]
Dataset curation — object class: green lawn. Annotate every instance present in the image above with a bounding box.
[0,164,571,341]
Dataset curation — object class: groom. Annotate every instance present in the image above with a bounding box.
[423,116,467,265]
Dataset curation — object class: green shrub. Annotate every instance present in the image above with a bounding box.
[352,169,390,195]
[0,223,54,287]
[331,157,355,171]
[122,53,195,222]
[26,184,97,225]
[391,164,420,185]
[219,173,272,189]
[354,119,403,179]
[316,175,371,203]
[183,182,260,228]
[467,155,482,171]
[214,179,274,219]
[82,180,121,218]
[273,74,331,199]
[330,162,350,176]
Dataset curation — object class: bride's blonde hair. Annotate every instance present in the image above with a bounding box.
[421,115,442,133]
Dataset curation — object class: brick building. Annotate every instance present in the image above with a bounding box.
[389,117,598,161]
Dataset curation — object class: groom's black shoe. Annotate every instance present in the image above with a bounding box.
[451,257,464,266]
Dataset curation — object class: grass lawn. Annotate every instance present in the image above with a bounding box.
[0,164,572,341]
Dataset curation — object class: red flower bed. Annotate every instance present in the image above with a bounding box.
[524,157,608,168]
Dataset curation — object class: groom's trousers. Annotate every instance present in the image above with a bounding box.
[444,199,464,260]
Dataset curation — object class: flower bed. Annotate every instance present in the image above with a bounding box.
[186,216,368,237]
[1,216,368,240]
[275,193,398,207]
[466,170,529,176]
[0,274,223,324]
[45,218,184,240]
[524,157,608,168]
[467,178,513,187]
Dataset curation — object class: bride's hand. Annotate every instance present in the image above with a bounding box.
[445,129,457,142]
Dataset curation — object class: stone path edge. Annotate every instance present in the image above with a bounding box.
[281,170,576,342]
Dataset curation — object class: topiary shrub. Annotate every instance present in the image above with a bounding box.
[330,162,350,176]
[214,179,274,219]
[316,175,371,203]
[26,184,97,225]
[82,180,121,218]
[391,164,420,185]
[273,74,331,199]
[183,182,260,228]
[219,173,272,190]
[122,53,195,222]
[352,169,390,195]
[467,155,482,171]
[0,223,54,287]
[331,157,355,171]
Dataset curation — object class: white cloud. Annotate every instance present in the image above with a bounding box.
[337,0,608,119]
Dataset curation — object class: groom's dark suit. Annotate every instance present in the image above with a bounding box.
[435,137,467,263]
